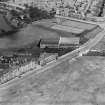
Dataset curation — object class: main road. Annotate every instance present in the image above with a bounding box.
[0,17,105,100]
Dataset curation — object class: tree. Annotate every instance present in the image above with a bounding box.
[0,0,10,2]
[28,6,54,21]
[98,0,105,16]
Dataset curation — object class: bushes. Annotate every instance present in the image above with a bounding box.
[80,37,89,44]
[28,7,55,21]
[89,0,104,17]
[6,6,55,28]
[10,10,20,18]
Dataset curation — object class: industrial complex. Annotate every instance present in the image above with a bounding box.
[0,0,105,105]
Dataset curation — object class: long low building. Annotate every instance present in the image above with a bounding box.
[40,37,80,49]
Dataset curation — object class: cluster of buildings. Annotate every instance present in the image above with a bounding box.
[0,52,58,84]
[6,0,105,17]
[0,60,40,84]
[0,0,105,85]
[7,0,57,11]
[0,36,81,84]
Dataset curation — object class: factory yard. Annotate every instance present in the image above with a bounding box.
[0,19,102,83]
[0,56,105,105]
[0,19,104,105]
[0,18,101,49]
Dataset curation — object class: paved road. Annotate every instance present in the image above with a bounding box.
[0,19,105,96]
[55,15,105,29]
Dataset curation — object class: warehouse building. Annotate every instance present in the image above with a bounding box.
[39,37,80,49]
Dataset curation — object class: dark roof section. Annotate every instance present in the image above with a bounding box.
[40,38,59,45]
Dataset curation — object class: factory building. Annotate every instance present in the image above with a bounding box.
[39,37,80,49]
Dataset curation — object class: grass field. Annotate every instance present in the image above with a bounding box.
[1,56,105,105]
